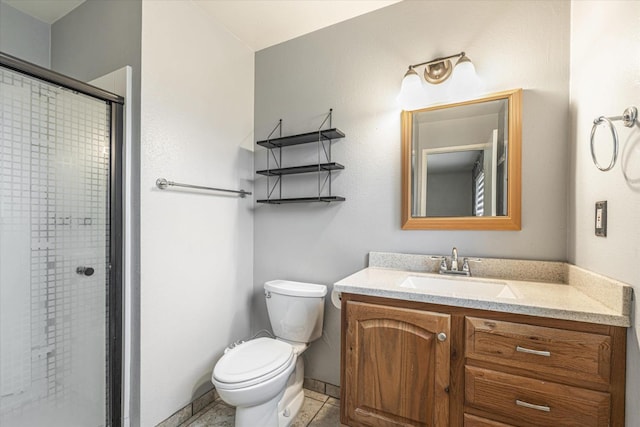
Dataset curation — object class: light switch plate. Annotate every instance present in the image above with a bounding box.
[595,201,607,237]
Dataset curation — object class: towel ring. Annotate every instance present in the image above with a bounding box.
[590,116,618,171]
[590,106,637,172]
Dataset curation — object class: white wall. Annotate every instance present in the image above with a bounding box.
[254,0,570,386]
[139,1,254,425]
[0,1,50,68]
[568,1,640,425]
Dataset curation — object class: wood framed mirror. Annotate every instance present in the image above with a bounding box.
[401,88,522,230]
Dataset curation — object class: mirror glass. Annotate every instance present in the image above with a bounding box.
[401,89,521,230]
[413,98,507,217]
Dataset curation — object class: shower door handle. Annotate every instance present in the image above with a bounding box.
[76,266,95,276]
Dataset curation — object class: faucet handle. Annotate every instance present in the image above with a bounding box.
[462,257,482,274]
[430,256,448,273]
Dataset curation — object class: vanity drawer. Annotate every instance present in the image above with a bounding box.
[465,366,610,426]
[464,413,514,427]
[465,317,611,384]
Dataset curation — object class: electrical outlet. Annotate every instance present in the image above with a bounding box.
[595,201,607,237]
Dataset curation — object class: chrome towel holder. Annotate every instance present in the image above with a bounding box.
[155,178,251,198]
[590,106,638,171]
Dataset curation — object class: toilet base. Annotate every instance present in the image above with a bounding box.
[235,390,284,427]
[231,357,306,427]
[277,357,305,426]
[279,389,303,427]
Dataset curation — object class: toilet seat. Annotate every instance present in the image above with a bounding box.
[213,338,295,390]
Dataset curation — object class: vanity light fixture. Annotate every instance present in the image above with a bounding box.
[398,51,477,110]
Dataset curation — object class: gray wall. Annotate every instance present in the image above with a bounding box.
[50,0,142,424]
[51,0,141,85]
[0,2,50,67]
[254,0,570,386]
[426,171,473,217]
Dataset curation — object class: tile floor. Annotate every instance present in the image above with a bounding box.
[179,388,340,427]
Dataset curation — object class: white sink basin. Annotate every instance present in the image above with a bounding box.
[400,275,517,300]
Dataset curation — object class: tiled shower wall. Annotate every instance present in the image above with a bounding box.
[0,67,111,427]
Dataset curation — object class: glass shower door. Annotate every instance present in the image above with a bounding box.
[0,65,113,427]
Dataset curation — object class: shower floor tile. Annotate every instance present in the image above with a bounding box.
[179,388,341,427]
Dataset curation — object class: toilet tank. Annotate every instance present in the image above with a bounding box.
[264,280,327,343]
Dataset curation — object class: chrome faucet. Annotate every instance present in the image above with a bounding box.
[435,247,475,276]
[451,247,459,271]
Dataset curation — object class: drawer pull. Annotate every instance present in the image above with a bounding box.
[516,345,551,357]
[515,399,551,412]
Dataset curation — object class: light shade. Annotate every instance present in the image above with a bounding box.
[450,54,481,100]
[397,68,426,110]
[452,54,476,83]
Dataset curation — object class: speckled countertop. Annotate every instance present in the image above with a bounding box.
[333,252,633,327]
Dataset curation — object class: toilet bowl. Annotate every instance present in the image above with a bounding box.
[211,280,326,427]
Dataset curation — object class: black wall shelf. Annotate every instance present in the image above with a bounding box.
[257,196,346,204]
[257,128,345,149]
[256,162,344,177]
[256,110,345,204]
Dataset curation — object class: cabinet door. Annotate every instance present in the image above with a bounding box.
[344,301,451,427]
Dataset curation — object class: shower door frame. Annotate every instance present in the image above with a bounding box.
[0,52,124,427]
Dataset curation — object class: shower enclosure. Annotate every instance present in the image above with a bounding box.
[0,53,122,427]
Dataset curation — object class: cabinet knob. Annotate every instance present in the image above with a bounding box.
[437,332,447,342]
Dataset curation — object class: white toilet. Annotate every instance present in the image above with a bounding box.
[211,280,327,427]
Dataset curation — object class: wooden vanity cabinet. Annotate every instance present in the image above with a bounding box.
[340,293,627,427]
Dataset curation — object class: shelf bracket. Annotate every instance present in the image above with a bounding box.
[267,176,281,199]
[318,170,332,196]
[317,109,334,197]
[265,119,283,201]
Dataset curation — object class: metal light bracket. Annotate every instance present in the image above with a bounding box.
[408,51,467,85]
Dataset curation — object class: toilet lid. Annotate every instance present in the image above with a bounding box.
[213,338,294,384]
